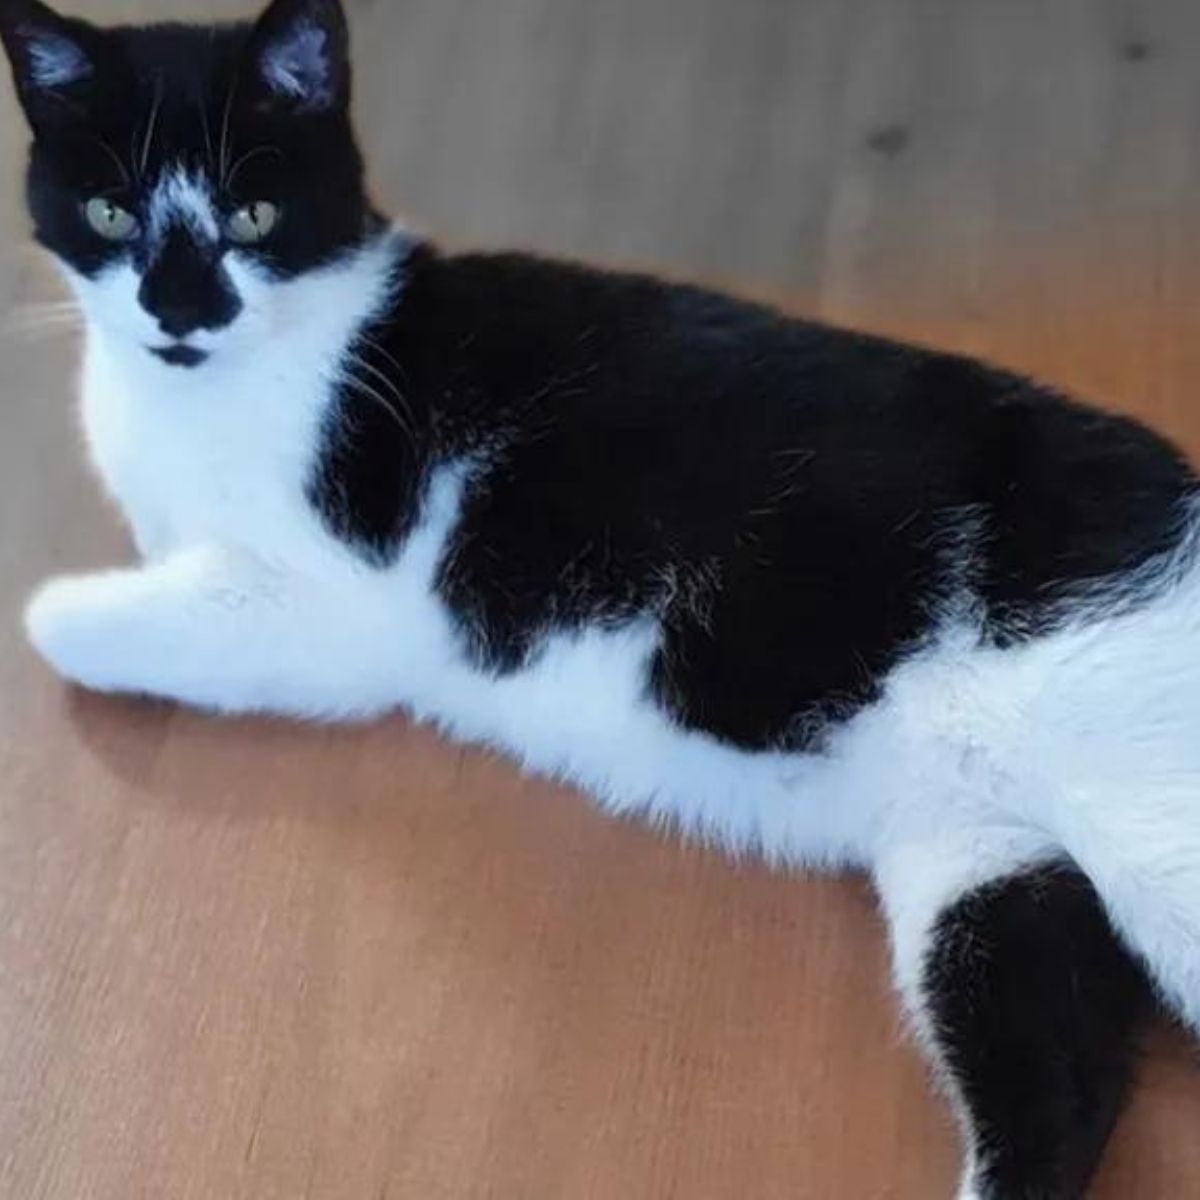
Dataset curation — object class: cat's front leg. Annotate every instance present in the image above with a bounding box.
[25,547,401,719]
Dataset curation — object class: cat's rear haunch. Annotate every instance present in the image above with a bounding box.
[2,1,1197,1195]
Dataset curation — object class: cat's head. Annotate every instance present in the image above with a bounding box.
[0,0,380,368]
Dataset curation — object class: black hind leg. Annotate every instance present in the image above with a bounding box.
[876,849,1154,1199]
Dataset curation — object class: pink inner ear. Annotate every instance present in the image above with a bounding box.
[261,22,332,107]
[20,26,92,89]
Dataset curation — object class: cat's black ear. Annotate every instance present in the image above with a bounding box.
[246,0,350,115]
[0,0,100,130]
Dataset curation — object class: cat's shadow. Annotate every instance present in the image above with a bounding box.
[63,684,1200,1192]
[60,680,882,1003]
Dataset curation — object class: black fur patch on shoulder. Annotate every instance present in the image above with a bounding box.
[308,310,433,563]
[923,863,1154,1200]
[305,245,1197,749]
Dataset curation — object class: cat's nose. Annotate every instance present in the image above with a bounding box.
[139,272,242,339]
[139,275,243,340]
[138,230,243,340]
[152,300,210,339]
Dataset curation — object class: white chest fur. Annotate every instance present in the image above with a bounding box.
[81,332,327,562]
[73,237,405,567]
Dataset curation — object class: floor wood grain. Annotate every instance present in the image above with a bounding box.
[2,1,1200,1197]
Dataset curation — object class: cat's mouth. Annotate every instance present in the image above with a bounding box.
[150,344,210,369]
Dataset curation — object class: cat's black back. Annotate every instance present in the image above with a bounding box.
[314,245,1197,750]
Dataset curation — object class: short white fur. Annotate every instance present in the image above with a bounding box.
[24,224,1200,1200]
[147,168,221,245]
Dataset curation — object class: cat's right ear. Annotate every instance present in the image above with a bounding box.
[0,0,100,132]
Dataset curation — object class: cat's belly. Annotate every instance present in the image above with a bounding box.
[374,529,1200,873]
[375,585,1086,870]
[396,615,885,867]
[340,471,959,867]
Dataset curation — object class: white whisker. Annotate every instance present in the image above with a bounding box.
[335,367,418,445]
[140,75,165,178]
[199,29,217,172]
[5,301,84,327]
[1,311,84,342]
[354,329,410,384]
[198,100,215,174]
[343,348,419,437]
[218,72,241,190]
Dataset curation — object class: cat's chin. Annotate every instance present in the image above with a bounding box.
[149,345,210,369]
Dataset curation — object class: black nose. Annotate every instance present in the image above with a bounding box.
[138,230,242,340]
[151,300,211,339]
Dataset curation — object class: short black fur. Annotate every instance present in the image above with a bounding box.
[923,863,1155,1199]
[313,246,1197,750]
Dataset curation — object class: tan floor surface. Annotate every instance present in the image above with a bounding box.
[2,2,1200,1197]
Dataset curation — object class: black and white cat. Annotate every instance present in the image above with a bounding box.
[3,0,1199,1195]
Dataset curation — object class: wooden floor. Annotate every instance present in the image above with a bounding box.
[3,1,1200,1196]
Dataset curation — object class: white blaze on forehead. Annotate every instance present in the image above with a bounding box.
[21,28,92,89]
[148,168,220,244]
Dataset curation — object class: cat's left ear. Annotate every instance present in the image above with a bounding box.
[0,0,101,131]
[246,0,350,115]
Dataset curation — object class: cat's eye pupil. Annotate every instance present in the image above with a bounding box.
[226,201,279,245]
[84,197,138,242]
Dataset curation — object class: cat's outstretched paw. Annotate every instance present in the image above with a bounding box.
[24,574,133,693]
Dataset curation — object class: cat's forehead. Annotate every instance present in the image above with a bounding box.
[147,167,220,243]
[92,22,252,174]
[117,21,247,105]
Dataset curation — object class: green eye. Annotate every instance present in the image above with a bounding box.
[85,197,139,242]
[226,201,280,245]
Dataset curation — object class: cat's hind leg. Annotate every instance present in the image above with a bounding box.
[1050,779,1200,1037]
[874,830,1154,1200]
[25,546,404,719]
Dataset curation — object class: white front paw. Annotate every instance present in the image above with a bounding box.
[25,575,130,692]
